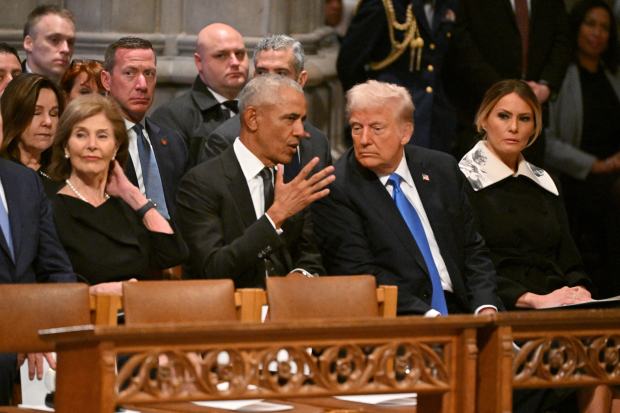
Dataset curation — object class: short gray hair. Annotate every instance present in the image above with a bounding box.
[238,74,304,114]
[253,34,305,75]
[346,80,414,123]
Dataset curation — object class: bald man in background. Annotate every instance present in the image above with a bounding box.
[151,23,249,167]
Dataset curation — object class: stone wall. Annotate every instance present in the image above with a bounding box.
[0,0,347,154]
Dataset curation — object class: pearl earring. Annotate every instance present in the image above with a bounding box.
[64,152,70,159]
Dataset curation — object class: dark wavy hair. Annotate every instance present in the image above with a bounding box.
[570,0,619,73]
[0,73,65,168]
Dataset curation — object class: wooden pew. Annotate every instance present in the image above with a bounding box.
[477,308,620,413]
[41,315,488,413]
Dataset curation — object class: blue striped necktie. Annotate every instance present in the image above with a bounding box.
[0,198,14,261]
[134,124,170,219]
[387,173,448,315]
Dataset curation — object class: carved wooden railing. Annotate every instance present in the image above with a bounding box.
[40,315,486,413]
[477,308,620,413]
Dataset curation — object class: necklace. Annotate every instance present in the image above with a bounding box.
[65,179,110,204]
[38,170,52,180]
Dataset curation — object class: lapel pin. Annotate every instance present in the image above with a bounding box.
[422,174,430,182]
[160,137,168,146]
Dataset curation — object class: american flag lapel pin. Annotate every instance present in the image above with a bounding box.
[422,173,430,182]
[160,137,169,146]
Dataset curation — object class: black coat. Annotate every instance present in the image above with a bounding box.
[313,146,501,315]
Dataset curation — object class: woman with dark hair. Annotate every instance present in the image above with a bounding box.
[60,59,104,102]
[0,73,64,179]
[462,79,617,413]
[544,0,620,298]
[47,94,187,293]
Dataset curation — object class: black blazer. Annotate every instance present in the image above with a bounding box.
[204,115,332,176]
[151,76,230,167]
[448,0,570,109]
[0,159,74,283]
[125,117,188,220]
[313,146,500,315]
[176,145,325,287]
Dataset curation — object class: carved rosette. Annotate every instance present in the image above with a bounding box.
[513,335,620,385]
[116,341,450,402]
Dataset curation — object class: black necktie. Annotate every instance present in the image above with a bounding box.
[259,167,274,212]
[284,149,301,183]
[223,100,239,115]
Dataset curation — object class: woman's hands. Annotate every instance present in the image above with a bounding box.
[516,285,592,309]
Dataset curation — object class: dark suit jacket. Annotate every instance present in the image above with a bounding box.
[312,146,500,315]
[447,0,570,113]
[151,76,230,167]
[176,146,325,287]
[125,117,188,220]
[205,115,332,176]
[0,159,74,283]
[337,0,458,151]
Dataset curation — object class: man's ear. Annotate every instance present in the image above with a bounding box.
[194,52,202,74]
[23,35,33,54]
[297,70,308,88]
[400,122,414,146]
[243,107,258,132]
[101,70,111,92]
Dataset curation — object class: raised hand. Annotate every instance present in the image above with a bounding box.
[266,157,335,228]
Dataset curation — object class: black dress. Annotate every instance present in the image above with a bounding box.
[51,194,187,284]
[459,142,592,310]
[467,176,591,309]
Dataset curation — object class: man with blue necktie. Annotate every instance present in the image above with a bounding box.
[313,79,500,316]
[101,37,188,220]
[0,157,75,404]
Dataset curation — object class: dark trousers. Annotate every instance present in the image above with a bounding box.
[0,353,17,404]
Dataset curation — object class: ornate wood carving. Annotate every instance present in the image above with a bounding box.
[116,342,449,403]
[513,335,620,386]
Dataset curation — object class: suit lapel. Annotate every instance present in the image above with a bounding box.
[221,147,258,229]
[0,164,22,264]
[352,158,430,275]
[412,0,432,38]
[405,150,453,271]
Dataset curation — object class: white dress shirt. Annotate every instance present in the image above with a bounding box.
[209,87,238,119]
[378,154,454,295]
[379,153,496,316]
[124,118,152,194]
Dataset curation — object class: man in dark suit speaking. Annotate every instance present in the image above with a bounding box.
[177,75,334,286]
[313,80,500,316]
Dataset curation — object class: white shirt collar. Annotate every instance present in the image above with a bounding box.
[233,138,268,183]
[208,87,231,105]
[377,152,414,188]
[459,140,558,195]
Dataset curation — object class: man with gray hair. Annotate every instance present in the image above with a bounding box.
[313,79,500,316]
[205,34,331,181]
[151,23,249,167]
[177,74,335,286]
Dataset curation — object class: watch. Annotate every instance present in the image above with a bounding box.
[136,199,157,218]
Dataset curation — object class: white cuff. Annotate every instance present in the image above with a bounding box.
[265,213,283,235]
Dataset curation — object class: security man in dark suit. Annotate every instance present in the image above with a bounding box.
[151,23,249,167]
[338,0,458,152]
[101,37,188,220]
[206,34,332,180]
